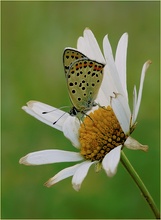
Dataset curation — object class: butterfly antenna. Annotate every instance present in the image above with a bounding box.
[42,106,70,114]
[53,112,67,125]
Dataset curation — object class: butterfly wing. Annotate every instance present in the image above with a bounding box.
[63,48,87,75]
[66,59,105,112]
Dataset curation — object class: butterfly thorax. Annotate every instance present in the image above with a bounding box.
[69,100,97,116]
[69,106,88,121]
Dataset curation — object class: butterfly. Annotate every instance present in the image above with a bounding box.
[63,48,105,119]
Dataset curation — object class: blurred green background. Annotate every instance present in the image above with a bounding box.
[2,1,160,219]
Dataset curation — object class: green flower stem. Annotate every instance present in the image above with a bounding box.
[120,151,160,219]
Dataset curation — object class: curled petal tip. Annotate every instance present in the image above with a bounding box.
[85,27,90,31]
[19,158,23,164]
[124,137,148,152]
[147,60,152,64]
[44,180,52,188]
[19,156,27,165]
[72,184,81,192]
[144,60,152,71]
[140,145,148,152]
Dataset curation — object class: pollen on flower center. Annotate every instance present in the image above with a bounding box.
[79,106,128,161]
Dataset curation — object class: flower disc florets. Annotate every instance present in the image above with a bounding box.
[79,106,128,161]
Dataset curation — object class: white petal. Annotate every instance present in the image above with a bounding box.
[62,116,81,149]
[124,136,148,152]
[19,150,83,165]
[77,36,89,58]
[103,35,126,97]
[132,60,152,124]
[72,161,94,191]
[22,101,69,131]
[115,33,128,99]
[111,93,131,135]
[100,65,118,102]
[102,145,122,177]
[96,86,109,106]
[132,85,137,124]
[45,163,82,187]
[77,28,106,64]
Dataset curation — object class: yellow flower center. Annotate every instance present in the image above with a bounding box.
[79,106,128,161]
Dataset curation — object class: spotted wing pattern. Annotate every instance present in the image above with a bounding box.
[63,48,105,116]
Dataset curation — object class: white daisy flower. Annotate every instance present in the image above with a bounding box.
[19,28,151,191]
